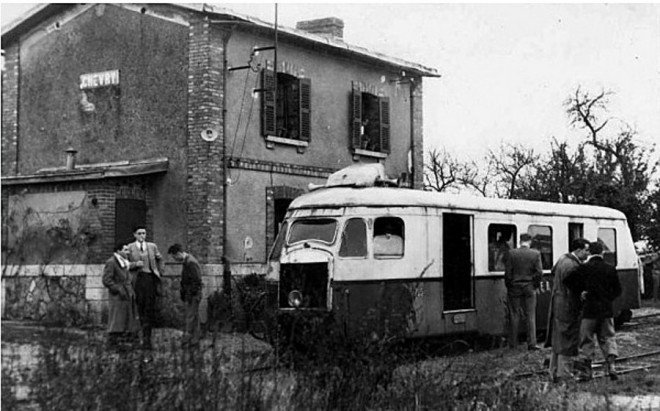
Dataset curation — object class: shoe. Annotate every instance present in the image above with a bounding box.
[606,355,618,381]
[528,345,541,351]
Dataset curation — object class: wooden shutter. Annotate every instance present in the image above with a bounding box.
[261,69,276,136]
[351,84,362,148]
[299,78,311,142]
[379,96,390,153]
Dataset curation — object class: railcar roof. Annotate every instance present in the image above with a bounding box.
[289,187,627,220]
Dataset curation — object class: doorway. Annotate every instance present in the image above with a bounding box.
[443,213,473,311]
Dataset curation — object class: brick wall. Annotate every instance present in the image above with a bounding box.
[3,177,152,264]
[186,18,230,264]
[2,44,19,176]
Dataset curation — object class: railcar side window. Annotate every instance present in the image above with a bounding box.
[373,217,404,258]
[488,224,517,271]
[528,225,553,270]
[598,228,617,266]
[288,218,337,245]
[269,221,288,261]
[339,218,368,257]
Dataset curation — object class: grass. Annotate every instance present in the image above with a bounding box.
[4,300,659,410]
[1,324,579,411]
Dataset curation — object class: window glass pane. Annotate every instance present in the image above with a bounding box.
[269,221,288,261]
[488,224,517,271]
[276,73,300,139]
[528,225,553,270]
[288,219,337,245]
[598,228,617,266]
[373,217,404,258]
[360,92,381,151]
[339,218,367,257]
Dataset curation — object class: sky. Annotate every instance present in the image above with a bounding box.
[2,2,659,163]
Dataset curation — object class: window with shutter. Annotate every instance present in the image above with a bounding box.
[379,97,390,153]
[351,86,363,149]
[261,69,277,136]
[261,69,312,147]
[350,87,390,157]
[299,78,311,142]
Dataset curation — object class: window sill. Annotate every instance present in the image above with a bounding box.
[265,135,308,153]
[353,148,388,161]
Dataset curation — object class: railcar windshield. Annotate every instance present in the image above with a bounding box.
[269,221,289,261]
[288,218,338,245]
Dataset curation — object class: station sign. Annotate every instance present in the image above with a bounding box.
[79,69,119,90]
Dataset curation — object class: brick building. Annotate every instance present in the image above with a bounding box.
[1,4,439,322]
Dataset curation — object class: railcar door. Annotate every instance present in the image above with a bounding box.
[443,213,473,310]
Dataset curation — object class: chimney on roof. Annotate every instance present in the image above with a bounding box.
[296,17,344,40]
[65,147,78,170]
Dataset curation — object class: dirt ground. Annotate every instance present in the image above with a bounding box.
[2,299,660,409]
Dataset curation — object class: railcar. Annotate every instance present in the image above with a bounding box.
[264,164,641,342]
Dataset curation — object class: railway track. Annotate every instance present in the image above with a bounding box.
[618,312,660,330]
[513,349,660,380]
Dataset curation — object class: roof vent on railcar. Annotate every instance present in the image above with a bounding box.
[308,163,399,191]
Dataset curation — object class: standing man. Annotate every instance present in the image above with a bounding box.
[565,241,622,381]
[545,238,590,382]
[128,225,164,350]
[168,243,203,349]
[505,233,543,350]
[102,241,140,350]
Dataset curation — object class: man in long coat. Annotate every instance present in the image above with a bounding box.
[545,238,590,382]
[102,242,140,349]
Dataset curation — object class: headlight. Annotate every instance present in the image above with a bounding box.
[288,290,303,308]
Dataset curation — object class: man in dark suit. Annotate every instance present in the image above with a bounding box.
[505,233,543,350]
[565,241,622,381]
[168,243,203,349]
[127,225,164,350]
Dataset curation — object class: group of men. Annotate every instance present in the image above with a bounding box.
[101,225,203,351]
[505,234,622,382]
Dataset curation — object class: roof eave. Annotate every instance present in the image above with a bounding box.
[1,3,71,47]
[1,158,169,186]
[2,3,441,78]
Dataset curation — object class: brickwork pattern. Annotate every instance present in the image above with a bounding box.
[186,19,229,264]
[2,177,151,263]
[2,44,19,176]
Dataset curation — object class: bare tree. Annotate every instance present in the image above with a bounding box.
[564,86,658,239]
[486,142,539,199]
[423,148,466,193]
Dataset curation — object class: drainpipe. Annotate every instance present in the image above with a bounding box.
[409,79,417,188]
[221,26,234,298]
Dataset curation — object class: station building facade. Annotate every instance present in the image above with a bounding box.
[1,3,439,322]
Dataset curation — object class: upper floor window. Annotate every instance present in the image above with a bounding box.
[598,227,617,266]
[488,224,516,271]
[339,218,368,258]
[373,217,404,258]
[528,224,553,270]
[261,70,311,142]
[351,86,390,154]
